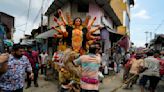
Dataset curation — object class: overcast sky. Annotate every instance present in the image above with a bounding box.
[0,0,164,47]
[0,0,53,43]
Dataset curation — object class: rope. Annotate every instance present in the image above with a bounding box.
[110,74,137,92]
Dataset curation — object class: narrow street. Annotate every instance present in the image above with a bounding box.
[0,0,164,92]
[24,75,58,92]
[24,70,164,92]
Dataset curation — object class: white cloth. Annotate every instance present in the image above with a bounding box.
[52,51,64,66]
[125,53,130,61]
[40,53,48,64]
[142,56,160,77]
[98,71,104,80]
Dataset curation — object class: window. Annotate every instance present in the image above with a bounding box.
[77,2,89,12]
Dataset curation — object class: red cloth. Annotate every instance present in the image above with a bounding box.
[24,51,39,68]
[130,54,136,58]
[81,77,99,84]
[53,52,59,62]
[125,58,133,70]
[158,58,164,76]
[118,36,130,51]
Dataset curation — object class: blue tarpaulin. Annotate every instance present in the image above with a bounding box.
[0,24,5,53]
[0,24,5,35]
[0,24,13,47]
[3,39,13,46]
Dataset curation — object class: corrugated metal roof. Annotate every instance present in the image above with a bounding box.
[35,29,57,39]
[45,0,68,16]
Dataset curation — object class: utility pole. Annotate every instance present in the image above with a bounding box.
[40,0,44,52]
[150,32,152,41]
[41,0,44,33]
[145,31,148,43]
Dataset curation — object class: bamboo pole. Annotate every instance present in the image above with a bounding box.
[110,74,137,92]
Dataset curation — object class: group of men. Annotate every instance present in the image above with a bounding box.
[121,50,164,92]
[0,44,102,92]
[0,44,49,92]
[1,43,163,92]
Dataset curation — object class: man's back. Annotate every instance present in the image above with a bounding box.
[130,58,144,74]
[80,54,101,77]
[74,54,101,90]
[143,56,160,77]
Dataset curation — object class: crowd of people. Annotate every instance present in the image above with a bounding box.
[0,44,50,92]
[0,44,33,92]
[120,50,164,92]
[0,43,164,92]
[0,44,101,92]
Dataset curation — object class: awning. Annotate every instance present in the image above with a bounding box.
[3,39,13,46]
[45,0,69,16]
[20,39,35,45]
[35,29,57,39]
[105,27,123,43]
[106,26,122,35]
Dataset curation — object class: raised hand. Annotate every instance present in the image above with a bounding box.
[88,16,97,29]
[86,26,100,40]
[54,17,64,26]
[82,15,91,27]
[53,34,63,38]
[58,9,67,25]
[58,9,63,17]
[54,17,58,22]
[66,12,73,25]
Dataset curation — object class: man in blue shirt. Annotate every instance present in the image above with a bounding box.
[0,44,33,92]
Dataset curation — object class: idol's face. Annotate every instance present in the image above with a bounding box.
[74,18,82,26]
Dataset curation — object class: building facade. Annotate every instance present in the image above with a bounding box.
[0,12,15,39]
[149,34,164,51]
[35,0,134,57]
[43,0,121,56]
[110,0,134,35]
[0,12,14,53]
